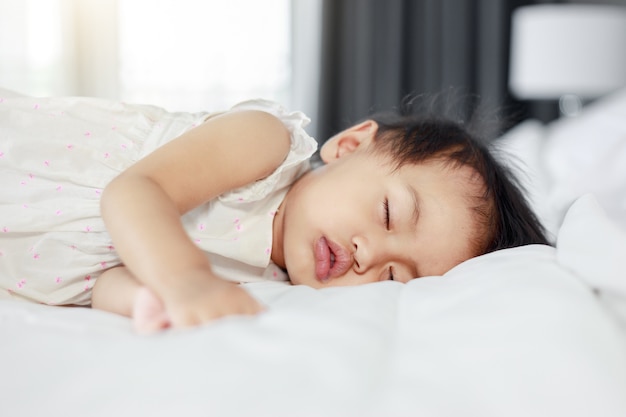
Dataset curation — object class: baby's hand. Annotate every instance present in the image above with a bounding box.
[133,268,264,333]
[165,270,265,328]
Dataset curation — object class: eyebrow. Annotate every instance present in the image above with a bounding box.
[406,184,420,230]
[405,184,422,279]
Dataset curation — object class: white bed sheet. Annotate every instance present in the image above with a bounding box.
[1,195,626,417]
[2,87,626,416]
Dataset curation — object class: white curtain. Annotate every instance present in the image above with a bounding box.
[0,0,119,98]
[0,0,321,128]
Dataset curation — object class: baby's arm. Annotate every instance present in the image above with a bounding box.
[99,110,291,328]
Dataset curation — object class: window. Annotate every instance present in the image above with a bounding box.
[118,0,292,112]
[0,0,293,113]
[0,0,71,96]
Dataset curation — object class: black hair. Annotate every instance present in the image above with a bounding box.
[365,95,550,256]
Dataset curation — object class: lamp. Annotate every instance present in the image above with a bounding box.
[509,4,626,116]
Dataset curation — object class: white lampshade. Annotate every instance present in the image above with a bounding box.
[509,4,626,100]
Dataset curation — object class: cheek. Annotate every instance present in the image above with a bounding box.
[281,213,314,283]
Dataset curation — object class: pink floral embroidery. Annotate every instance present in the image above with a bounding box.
[55,277,62,284]
[16,279,26,289]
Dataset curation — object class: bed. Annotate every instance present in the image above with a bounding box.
[1,88,626,417]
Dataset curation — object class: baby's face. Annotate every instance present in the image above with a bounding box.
[273,147,483,288]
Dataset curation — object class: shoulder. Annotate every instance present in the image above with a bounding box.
[205,109,289,152]
[199,109,291,181]
[209,108,290,134]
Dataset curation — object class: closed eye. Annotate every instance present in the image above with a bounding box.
[384,197,391,230]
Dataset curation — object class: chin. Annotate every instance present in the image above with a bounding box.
[286,272,308,287]
[285,268,318,288]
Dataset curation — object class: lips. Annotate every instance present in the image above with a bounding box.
[313,237,352,282]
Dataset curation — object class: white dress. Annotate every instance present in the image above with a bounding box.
[0,92,317,305]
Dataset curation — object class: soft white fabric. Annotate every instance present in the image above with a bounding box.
[0,95,316,305]
[1,195,625,417]
[1,87,625,416]
[557,194,626,329]
[497,87,626,239]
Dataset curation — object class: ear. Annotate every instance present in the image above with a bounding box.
[319,120,378,163]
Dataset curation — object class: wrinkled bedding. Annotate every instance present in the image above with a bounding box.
[2,88,626,417]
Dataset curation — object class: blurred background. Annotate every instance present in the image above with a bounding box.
[1,0,625,141]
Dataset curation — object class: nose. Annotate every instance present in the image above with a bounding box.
[352,235,387,274]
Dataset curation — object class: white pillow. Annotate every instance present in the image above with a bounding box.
[543,89,626,233]
[496,87,626,239]
[557,194,626,328]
